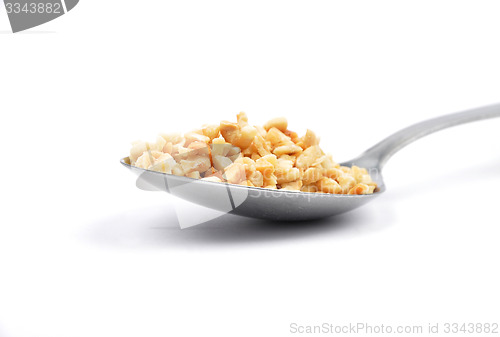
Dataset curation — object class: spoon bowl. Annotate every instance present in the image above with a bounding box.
[121,157,386,221]
[121,103,500,221]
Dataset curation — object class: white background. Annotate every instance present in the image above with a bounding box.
[1,1,499,336]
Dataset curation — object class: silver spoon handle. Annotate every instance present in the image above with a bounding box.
[348,103,500,170]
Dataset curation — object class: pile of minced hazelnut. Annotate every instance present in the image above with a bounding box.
[129,113,377,194]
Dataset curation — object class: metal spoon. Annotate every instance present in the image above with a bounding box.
[121,103,500,221]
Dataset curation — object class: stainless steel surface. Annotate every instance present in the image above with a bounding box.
[343,103,500,170]
[121,103,500,221]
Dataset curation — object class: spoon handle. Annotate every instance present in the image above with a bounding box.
[349,103,500,170]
